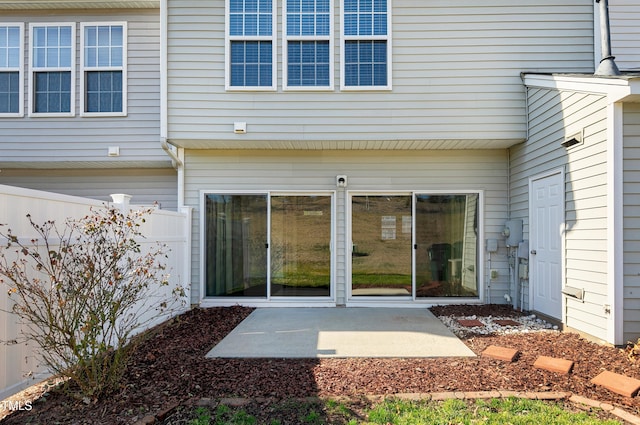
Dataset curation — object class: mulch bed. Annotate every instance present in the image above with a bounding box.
[2,304,640,424]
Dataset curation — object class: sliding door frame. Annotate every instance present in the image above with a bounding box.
[199,190,337,307]
[346,189,484,307]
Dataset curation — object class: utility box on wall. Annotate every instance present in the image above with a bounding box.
[503,219,523,247]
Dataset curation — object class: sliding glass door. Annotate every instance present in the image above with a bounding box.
[414,194,479,298]
[205,193,332,299]
[350,192,479,300]
[205,194,268,297]
[270,195,331,297]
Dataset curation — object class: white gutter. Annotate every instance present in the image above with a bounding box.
[522,74,639,103]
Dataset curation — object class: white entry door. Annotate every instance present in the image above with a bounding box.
[530,171,564,319]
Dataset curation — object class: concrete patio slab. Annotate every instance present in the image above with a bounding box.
[206,307,477,358]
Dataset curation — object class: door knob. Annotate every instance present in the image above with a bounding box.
[530,250,537,255]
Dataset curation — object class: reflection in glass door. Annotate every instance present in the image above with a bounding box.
[270,195,332,297]
[415,194,479,298]
[205,193,332,299]
[205,194,268,297]
[351,195,413,297]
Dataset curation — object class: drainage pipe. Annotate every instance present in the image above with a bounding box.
[595,0,621,76]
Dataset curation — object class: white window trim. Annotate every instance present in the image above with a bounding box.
[80,21,127,117]
[282,0,334,91]
[225,0,278,91]
[28,22,76,117]
[339,0,392,91]
[0,22,24,117]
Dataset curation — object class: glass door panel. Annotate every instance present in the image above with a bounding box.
[351,195,412,296]
[205,194,268,297]
[415,194,479,297]
[270,195,332,297]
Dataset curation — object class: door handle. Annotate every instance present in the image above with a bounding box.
[530,250,537,255]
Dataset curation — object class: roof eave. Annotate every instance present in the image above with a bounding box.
[0,0,159,10]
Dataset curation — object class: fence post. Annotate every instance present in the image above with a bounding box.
[110,194,133,211]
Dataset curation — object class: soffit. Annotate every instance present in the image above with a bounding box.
[0,160,173,169]
[0,0,158,9]
[166,139,524,150]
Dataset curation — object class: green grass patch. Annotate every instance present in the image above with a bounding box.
[363,397,621,425]
[178,397,621,425]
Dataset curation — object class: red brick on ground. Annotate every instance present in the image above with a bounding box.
[481,345,519,362]
[493,319,521,326]
[456,319,484,327]
[591,371,640,397]
[533,355,574,374]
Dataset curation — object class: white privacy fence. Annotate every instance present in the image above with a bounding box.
[0,185,191,400]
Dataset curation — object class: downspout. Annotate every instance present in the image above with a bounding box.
[159,0,185,209]
[161,138,185,208]
[595,0,621,76]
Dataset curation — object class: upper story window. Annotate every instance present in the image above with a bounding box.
[341,0,391,90]
[283,0,333,90]
[29,23,75,116]
[0,24,23,116]
[81,23,126,116]
[226,0,276,90]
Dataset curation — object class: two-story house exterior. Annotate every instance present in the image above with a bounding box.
[0,0,177,209]
[3,0,640,348]
[162,0,627,337]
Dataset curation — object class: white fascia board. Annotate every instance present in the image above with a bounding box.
[522,74,637,103]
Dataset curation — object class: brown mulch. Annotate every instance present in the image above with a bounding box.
[2,304,640,424]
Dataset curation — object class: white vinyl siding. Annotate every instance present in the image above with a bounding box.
[0,168,178,211]
[510,87,609,341]
[623,103,640,342]
[183,149,508,305]
[609,0,640,71]
[167,0,593,146]
[0,10,167,166]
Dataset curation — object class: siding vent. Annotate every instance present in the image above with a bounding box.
[234,122,247,134]
[562,286,584,301]
[561,132,583,149]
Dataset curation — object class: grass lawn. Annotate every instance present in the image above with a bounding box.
[175,397,622,425]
